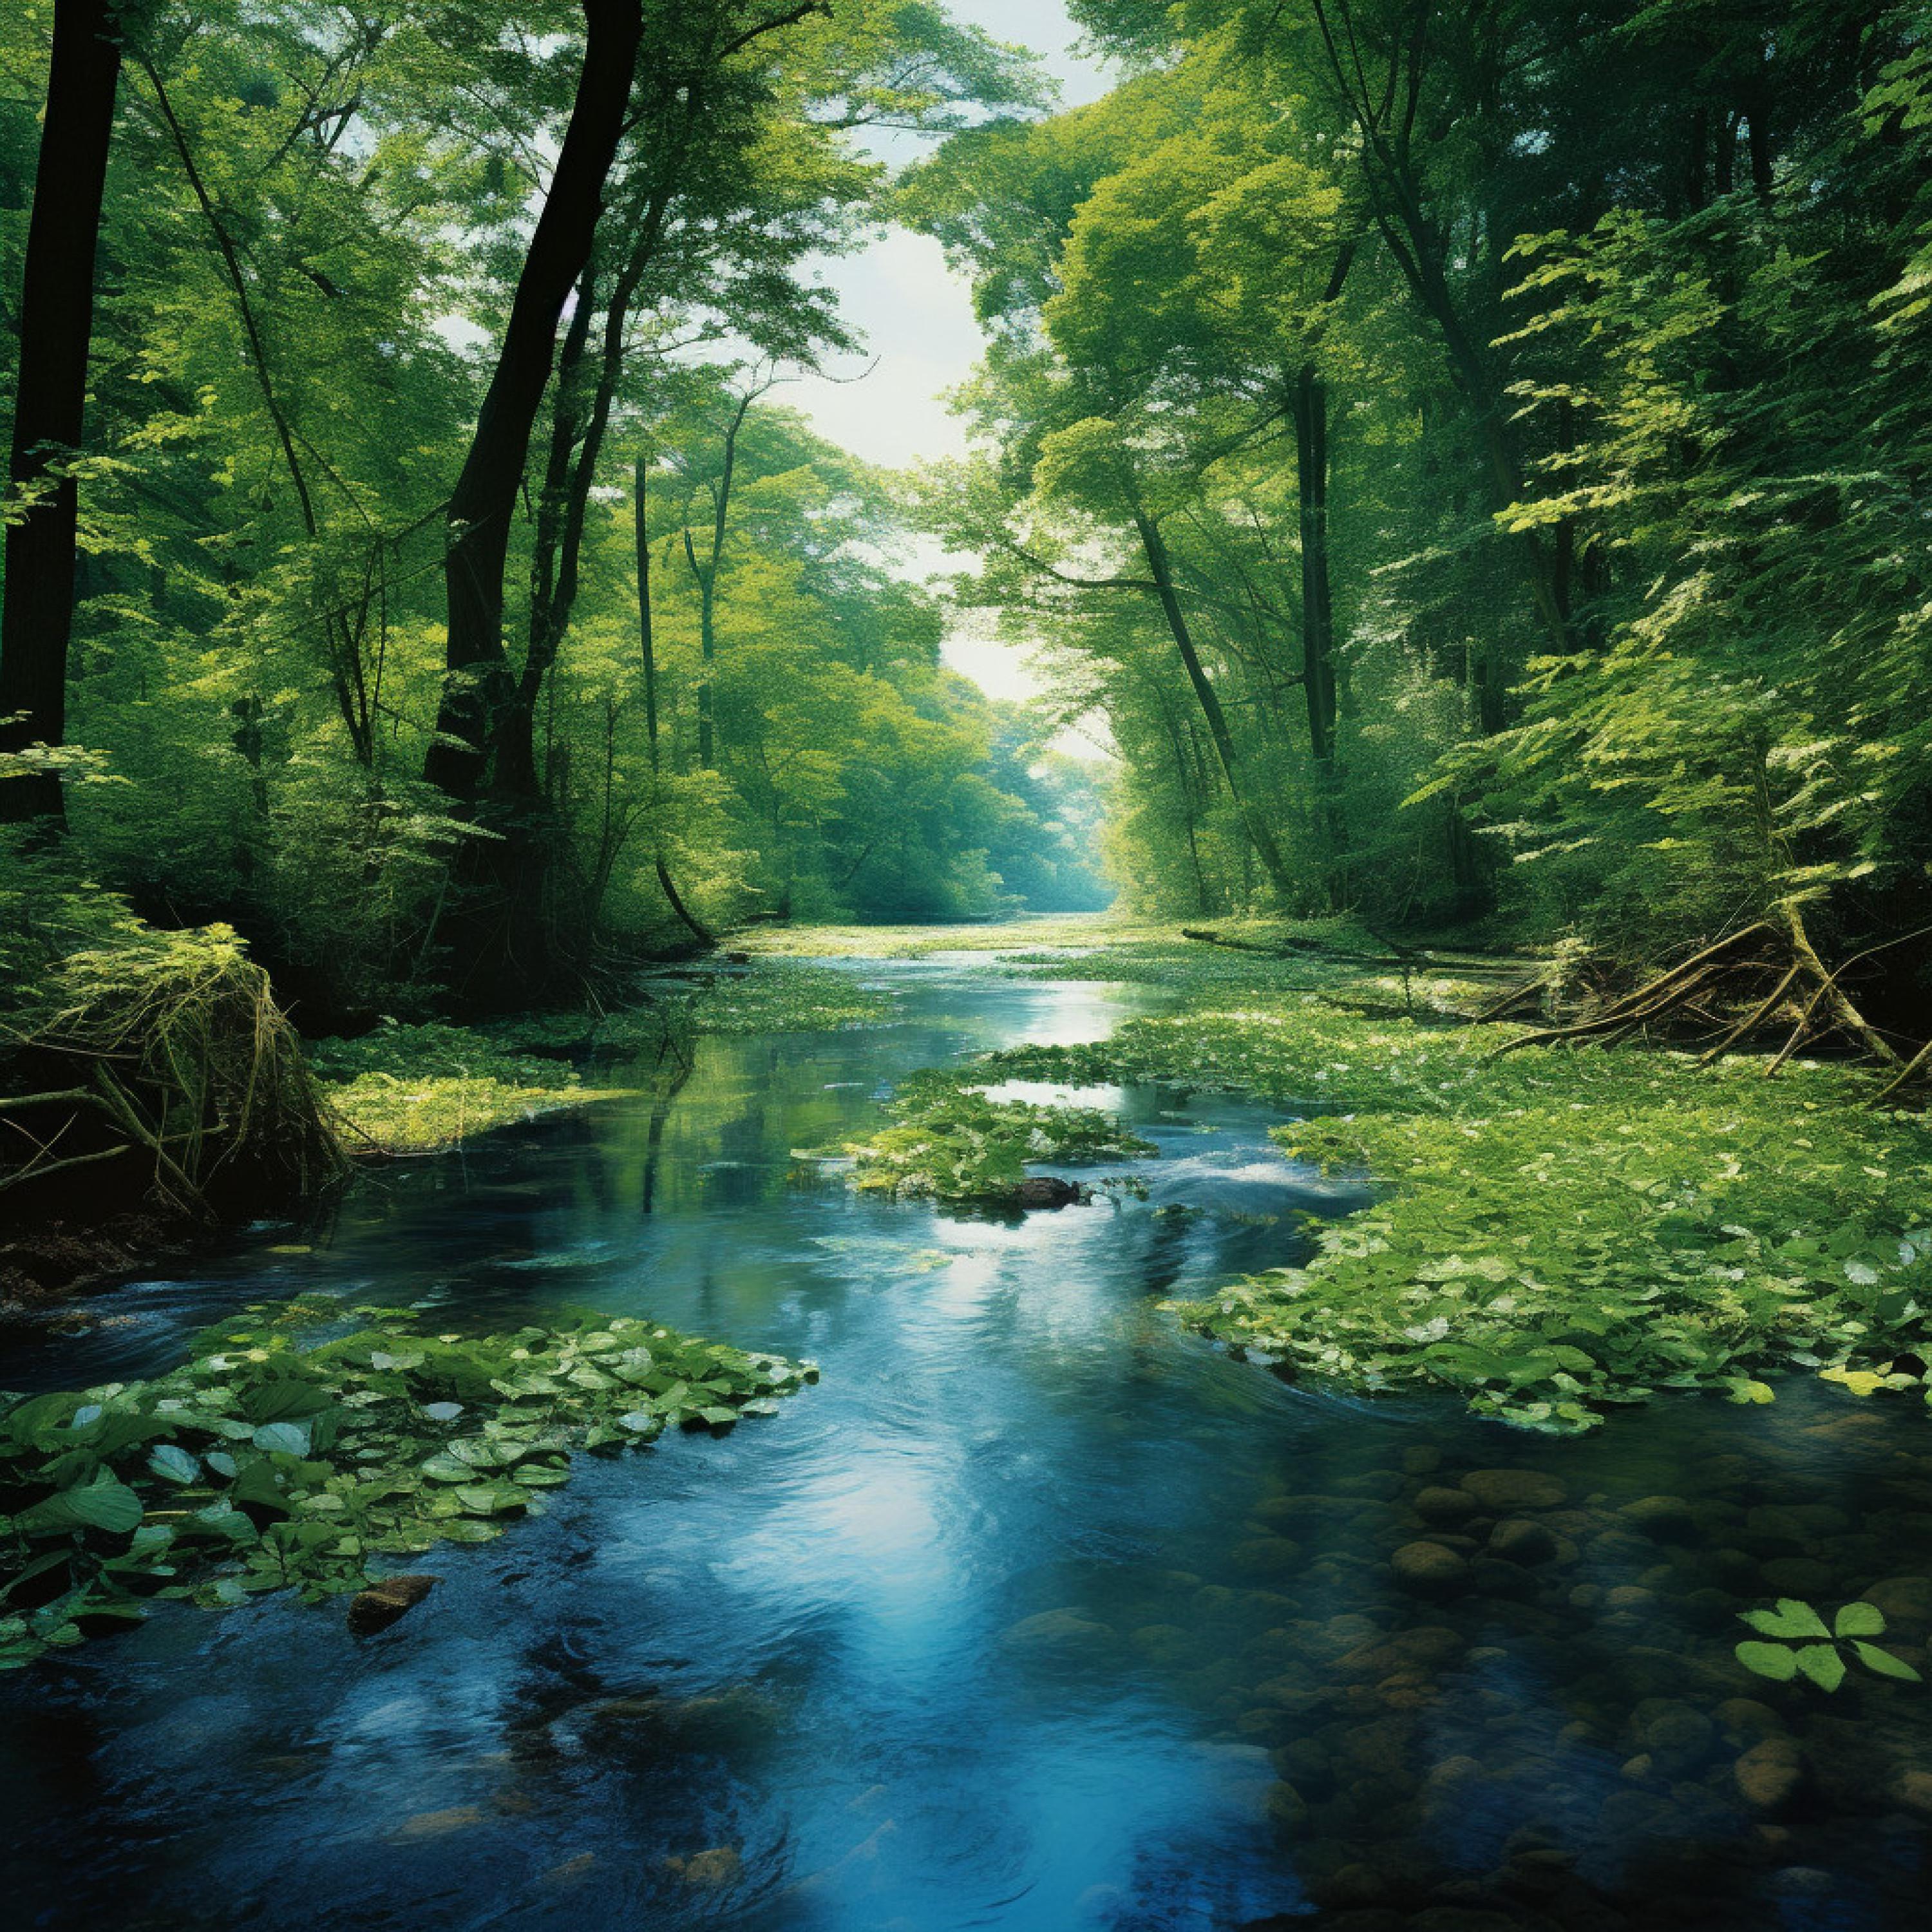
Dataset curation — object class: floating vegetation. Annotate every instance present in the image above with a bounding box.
[991,1007,1932,1430]
[688,960,899,1034]
[844,1070,1153,1202]
[0,1301,815,1667]
[1734,1598,1923,1690]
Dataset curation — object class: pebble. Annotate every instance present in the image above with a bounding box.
[1487,1517,1558,1565]
[1390,1542,1470,1593]
[1734,1736,1804,1812]
[1459,1468,1567,1512]
[1413,1486,1481,1525]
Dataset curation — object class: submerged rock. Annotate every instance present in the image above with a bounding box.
[1460,1469,1567,1512]
[1734,1736,1805,1812]
[1391,1542,1469,1593]
[346,1573,438,1635]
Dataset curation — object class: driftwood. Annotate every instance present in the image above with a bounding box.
[1489,909,1928,1098]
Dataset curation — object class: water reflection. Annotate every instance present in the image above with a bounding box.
[1,959,1927,1929]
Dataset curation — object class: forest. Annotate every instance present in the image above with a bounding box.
[3,3,1932,1929]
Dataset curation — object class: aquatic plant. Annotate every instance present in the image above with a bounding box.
[845,1070,1153,1202]
[687,960,899,1034]
[0,1302,814,1667]
[993,1007,1932,1428]
[1734,1598,1923,1690]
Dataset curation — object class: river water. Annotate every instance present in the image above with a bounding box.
[2,954,1928,1929]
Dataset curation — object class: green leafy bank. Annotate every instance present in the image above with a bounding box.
[992,1005,1932,1430]
[0,1302,814,1668]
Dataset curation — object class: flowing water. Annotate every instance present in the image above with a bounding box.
[2,954,1929,1930]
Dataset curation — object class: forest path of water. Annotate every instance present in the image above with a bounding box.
[2,947,1928,1931]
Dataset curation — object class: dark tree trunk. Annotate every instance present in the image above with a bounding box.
[424,0,643,803]
[0,0,125,826]
[1132,509,1295,902]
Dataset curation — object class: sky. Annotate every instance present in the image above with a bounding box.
[784,3,1118,718]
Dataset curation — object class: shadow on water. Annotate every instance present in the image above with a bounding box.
[1,956,1928,1929]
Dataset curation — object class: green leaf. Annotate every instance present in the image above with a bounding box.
[1735,1641,1799,1681]
[1794,1643,1846,1691]
[1833,1601,1886,1637]
[147,1444,200,1485]
[1850,1641,1922,1682]
[19,1472,145,1536]
[1739,1598,1830,1640]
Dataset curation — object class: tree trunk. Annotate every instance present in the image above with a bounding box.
[0,0,124,826]
[424,0,642,803]
[636,454,659,772]
[1132,509,1294,902]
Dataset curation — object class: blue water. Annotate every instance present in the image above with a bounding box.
[1,956,1927,1929]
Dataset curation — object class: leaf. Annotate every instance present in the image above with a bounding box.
[1833,1601,1886,1638]
[251,1421,312,1457]
[147,1444,200,1486]
[1794,1643,1846,1691]
[1739,1599,1830,1640]
[20,1471,146,1535]
[1850,1640,1922,1682]
[1734,1641,1799,1681]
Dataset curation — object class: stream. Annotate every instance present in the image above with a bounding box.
[2,952,1928,1929]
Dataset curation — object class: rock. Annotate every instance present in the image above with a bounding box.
[1413,1486,1481,1526]
[347,1573,438,1635]
[1468,1557,1540,1602]
[1894,1770,1932,1818]
[1620,1753,1654,1782]
[1229,1537,1302,1579]
[1391,1542,1470,1594]
[1014,1175,1081,1208]
[1128,1623,1194,1665]
[1712,1698,1785,1745]
[1759,1557,1834,1597]
[999,1608,1113,1652]
[393,1806,484,1840]
[1403,1446,1443,1477]
[1638,1701,1714,1770]
[1338,1625,1467,1678]
[1620,1495,1696,1540]
[1264,1781,1309,1833]
[671,1848,743,1889]
[1734,1737,1804,1812]
[1460,1469,1567,1512]
[1604,1585,1653,1612]
[1488,1518,1558,1565]
[1863,1575,1932,1629]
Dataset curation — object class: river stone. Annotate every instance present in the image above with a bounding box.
[1895,1770,1932,1817]
[1229,1536,1302,1579]
[1863,1575,1932,1629]
[1620,1495,1697,1540]
[1759,1557,1835,1596]
[1488,1517,1558,1565]
[1460,1469,1567,1512]
[1338,1625,1466,1679]
[1713,1698,1785,1744]
[1734,1737,1805,1812]
[1413,1486,1481,1525]
[673,1848,744,1888]
[1638,1701,1715,1770]
[1264,1781,1310,1833]
[1014,1175,1081,1208]
[346,1573,438,1634]
[1000,1608,1113,1653]
[1403,1446,1443,1477]
[1391,1541,1469,1593]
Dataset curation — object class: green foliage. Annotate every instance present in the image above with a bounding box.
[1734,1599,1923,1690]
[687,960,898,1035]
[844,1068,1153,1201]
[0,1299,815,1668]
[994,1003,1932,1428]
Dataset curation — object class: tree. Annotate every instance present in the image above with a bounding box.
[0,0,128,825]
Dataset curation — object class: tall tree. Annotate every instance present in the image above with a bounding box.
[0,0,127,825]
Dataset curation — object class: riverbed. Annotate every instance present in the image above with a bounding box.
[2,951,1927,1929]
